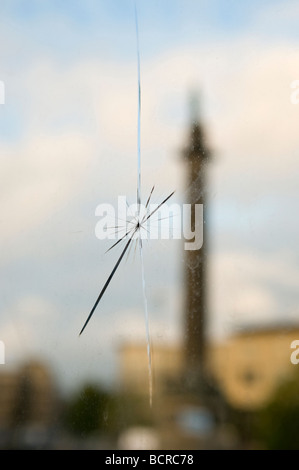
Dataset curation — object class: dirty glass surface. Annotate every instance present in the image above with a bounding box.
[0,0,299,450]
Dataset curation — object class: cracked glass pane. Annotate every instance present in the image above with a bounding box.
[0,0,298,451]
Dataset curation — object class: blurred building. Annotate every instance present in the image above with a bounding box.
[0,371,18,427]
[119,341,183,396]
[0,360,58,448]
[119,340,219,449]
[120,322,299,411]
[12,361,58,425]
[208,323,299,410]
[182,95,211,386]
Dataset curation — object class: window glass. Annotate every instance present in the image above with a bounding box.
[0,0,298,450]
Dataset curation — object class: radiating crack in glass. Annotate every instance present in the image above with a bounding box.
[79,4,175,407]
[79,187,174,406]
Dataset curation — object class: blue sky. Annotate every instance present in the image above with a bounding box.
[1,0,299,392]
[1,0,297,65]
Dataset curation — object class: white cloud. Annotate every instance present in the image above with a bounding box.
[0,132,95,262]
[209,250,299,339]
[255,0,299,28]
[0,295,60,365]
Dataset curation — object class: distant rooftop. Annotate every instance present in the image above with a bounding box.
[230,319,299,337]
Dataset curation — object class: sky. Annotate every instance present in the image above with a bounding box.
[0,0,299,393]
